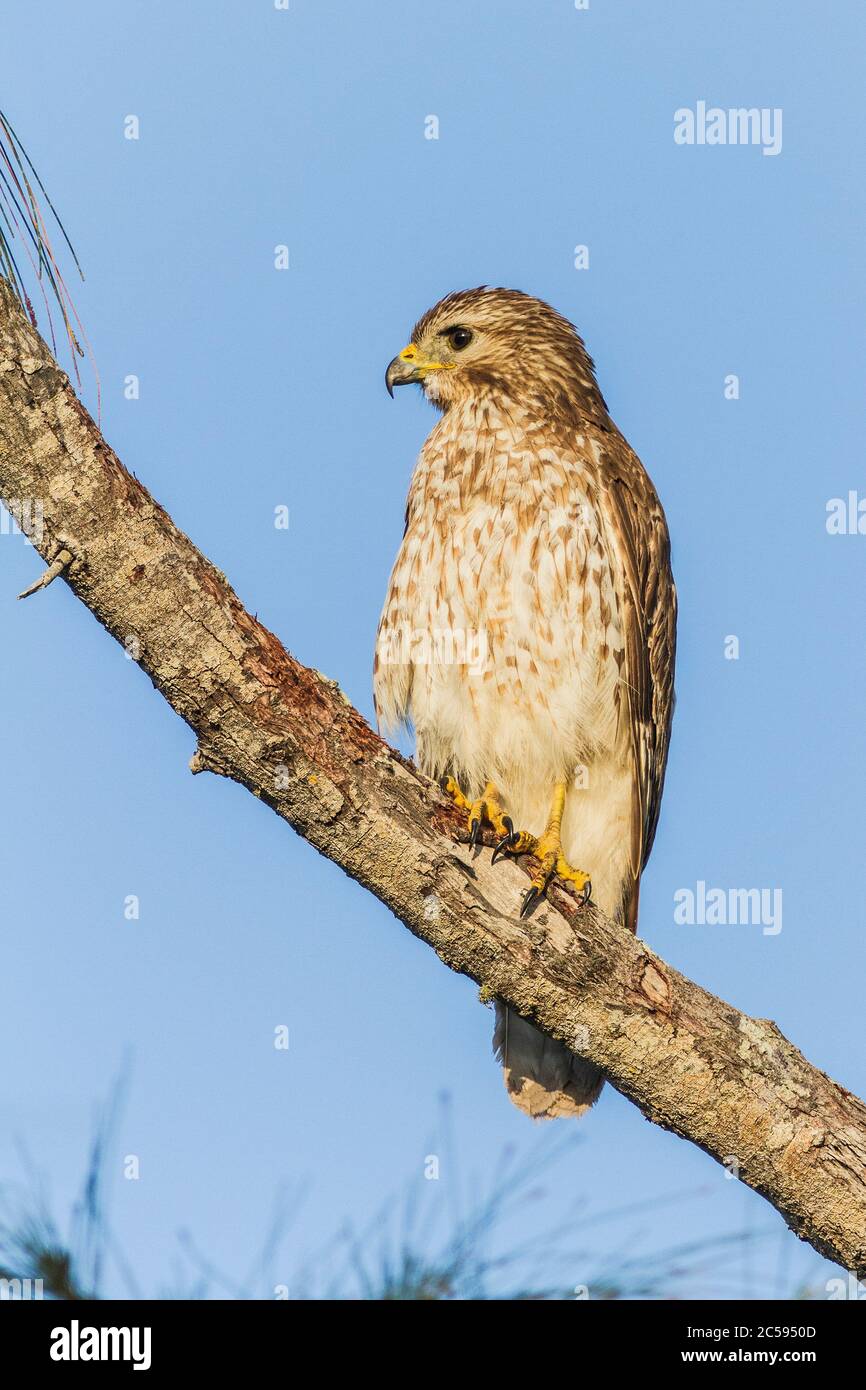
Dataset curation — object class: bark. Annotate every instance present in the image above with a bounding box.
[1,276,864,1278]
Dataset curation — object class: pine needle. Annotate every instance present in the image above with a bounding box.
[0,108,98,410]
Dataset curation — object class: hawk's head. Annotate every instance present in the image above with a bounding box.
[385,287,608,421]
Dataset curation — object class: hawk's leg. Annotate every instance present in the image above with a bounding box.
[492,782,591,918]
[440,776,514,849]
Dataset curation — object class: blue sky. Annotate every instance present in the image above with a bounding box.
[1,0,864,1297]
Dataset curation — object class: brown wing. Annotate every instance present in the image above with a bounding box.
[594,427,677,928]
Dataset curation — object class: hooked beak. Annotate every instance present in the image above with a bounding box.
[385,343,454,397]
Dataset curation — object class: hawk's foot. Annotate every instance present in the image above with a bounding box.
[491,782,591,917]
[440,777,513,849]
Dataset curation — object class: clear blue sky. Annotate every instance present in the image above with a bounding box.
[1,0,864,1298]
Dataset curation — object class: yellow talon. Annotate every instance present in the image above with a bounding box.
[498,783,591,916]
[441,777,591,915]
[440,777,513,846]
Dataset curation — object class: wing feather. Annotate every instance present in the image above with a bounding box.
[594,428,677,921]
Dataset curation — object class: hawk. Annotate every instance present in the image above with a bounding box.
[375,288,676,1118]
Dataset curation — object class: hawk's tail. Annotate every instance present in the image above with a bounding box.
[492,1004,604,1119]
[491,877,639,1119]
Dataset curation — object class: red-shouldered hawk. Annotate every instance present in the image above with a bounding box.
[375,288,676,1118]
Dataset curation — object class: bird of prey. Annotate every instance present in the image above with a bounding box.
[375,288,676,1118]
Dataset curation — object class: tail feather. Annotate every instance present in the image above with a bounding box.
[493,1004,604,1119]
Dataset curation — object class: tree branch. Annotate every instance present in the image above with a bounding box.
[1,277,864,1278]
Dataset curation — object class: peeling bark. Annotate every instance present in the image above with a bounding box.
[1,278,864,1276]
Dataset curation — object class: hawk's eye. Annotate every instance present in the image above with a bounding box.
[447,327,473,351]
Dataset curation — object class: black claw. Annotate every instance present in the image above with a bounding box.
[491,817,515,864]
[520,886,541,919]
[438,776,450,793]
[468,818,482,848]
[581,879,592,905]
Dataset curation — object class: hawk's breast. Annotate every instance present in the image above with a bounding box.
[375,400,628,795]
